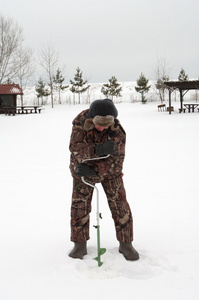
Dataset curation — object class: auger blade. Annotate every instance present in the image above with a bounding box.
[93,257,103,267]
[99,248,106,255]
[93,247,106,267]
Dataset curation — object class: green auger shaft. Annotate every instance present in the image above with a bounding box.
[81,154,109,267]
[94,225,106,267]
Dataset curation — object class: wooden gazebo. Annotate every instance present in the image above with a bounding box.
[164,80,199,114]
[0,84,23,113]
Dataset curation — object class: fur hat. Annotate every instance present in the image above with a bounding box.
[84,99,118,130]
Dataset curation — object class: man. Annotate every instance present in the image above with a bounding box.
[68,99,139,261]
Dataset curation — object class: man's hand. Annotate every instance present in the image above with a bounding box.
[95,140,116,156]
[76,163,96,177]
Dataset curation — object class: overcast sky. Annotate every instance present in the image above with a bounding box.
[1,0,199,83]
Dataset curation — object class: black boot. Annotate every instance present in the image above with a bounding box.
[119,242,139,261]
[68,241,87,259]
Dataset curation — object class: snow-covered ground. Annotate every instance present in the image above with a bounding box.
[0,102,199,300]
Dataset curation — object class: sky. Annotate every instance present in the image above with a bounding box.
[1,0,199,83]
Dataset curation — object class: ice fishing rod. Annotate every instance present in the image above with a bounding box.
[81,154,110,267]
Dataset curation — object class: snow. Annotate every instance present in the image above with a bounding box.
[0,103,199,300]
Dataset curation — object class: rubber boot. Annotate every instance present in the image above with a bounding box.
[119,242,139,261]
[68,241,87,259]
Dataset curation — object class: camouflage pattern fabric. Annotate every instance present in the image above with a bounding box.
[70,176,133,243]
[69,109,133,243]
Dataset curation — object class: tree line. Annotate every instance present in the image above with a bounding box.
[0,14,192,106]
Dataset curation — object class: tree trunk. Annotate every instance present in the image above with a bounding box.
[50,84,54,108]
[59,90,61,104]
[20,94,23,106]
[78,93,80,104]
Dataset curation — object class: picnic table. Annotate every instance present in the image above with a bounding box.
[183,103,199,113]
[0,106,16,115]
[16,106,44,114]
[0,105,44,116]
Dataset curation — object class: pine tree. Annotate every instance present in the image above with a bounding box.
[53,68,68,104]
[101,76,122,101]
[70,67,90,104]
[178,68,189,81]
[35,78,50,105]
[155,75,169,103]
[135,73,151,104]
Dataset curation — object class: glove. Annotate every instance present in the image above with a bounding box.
[76,163,96,177]
[95,140,116,156]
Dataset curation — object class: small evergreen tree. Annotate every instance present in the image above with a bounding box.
[70,67,90,104]
[53,68,68,104]
[155,75,169,103]
[178,68,189,81]
[135,73,151,104]
[35,78,50,105]
[101,76,122,101]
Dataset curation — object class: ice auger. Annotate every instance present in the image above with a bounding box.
[81,154,110,267]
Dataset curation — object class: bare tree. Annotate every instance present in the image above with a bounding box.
[154,57,170,103]
[0,15,23,84]
[15,46,34,105]
[38,44,58,108]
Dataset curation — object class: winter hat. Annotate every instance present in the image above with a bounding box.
[83,99,118,130]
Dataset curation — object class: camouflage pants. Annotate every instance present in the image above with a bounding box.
[70,175,133,243]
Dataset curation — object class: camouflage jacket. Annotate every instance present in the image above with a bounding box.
[69,109,126,182]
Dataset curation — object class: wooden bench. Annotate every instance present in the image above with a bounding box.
[158,104,166,111]
[5,107,16,116]
[8,108,16,116]
[179,108,186,113]
[24,108,34,114]
[0,108,7,114]
[37,108,44,113]
[17,108,22,114]
[0,107,16,115]
[167,106,174,112]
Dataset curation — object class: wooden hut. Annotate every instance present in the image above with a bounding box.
[0,84,23,114]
